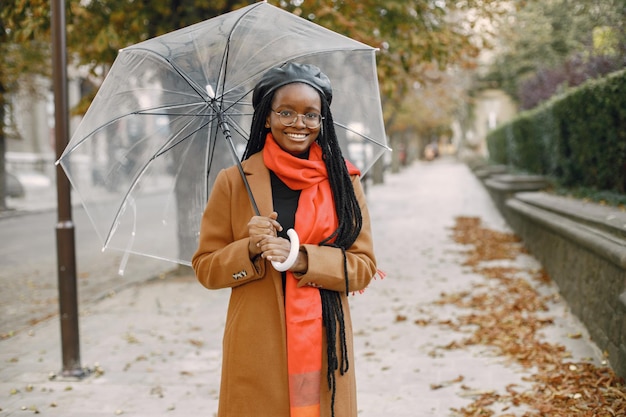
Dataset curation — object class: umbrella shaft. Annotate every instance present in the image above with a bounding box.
[217,112,260,216]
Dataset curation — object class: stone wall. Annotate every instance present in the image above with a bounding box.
[478,171,626,378]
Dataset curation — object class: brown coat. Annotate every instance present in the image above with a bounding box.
[192,152,377,417]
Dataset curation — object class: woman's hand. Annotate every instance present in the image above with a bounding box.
[247,212,308,273]
[247,212,283,259]
[258,236,308,274]
[257,235,292,263]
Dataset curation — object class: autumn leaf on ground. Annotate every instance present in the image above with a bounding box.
[431,375,465,390]
[438,216,626,417]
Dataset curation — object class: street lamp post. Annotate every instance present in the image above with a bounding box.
[51,0,85,378]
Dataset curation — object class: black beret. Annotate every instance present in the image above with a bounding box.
[252,62,333,109]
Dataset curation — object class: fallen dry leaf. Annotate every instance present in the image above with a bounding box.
[395,315,407,322]
[440,216,626,417]
[188,338,204,347]
[431,375,465,390]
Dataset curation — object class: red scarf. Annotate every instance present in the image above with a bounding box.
[263,133,359,417]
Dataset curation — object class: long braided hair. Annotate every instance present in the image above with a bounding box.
[243,88,363,414]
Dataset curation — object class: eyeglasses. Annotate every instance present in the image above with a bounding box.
[272,109,323,129]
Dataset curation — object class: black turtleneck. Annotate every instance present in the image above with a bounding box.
[269,171,300,240]
[270,170,302,293]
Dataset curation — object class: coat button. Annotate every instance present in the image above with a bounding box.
[232,270,247,280]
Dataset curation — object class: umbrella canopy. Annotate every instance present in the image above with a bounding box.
[58,1,389,267]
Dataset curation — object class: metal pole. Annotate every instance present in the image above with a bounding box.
[51,0,85,378]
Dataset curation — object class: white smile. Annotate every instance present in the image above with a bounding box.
[286,133,308,141]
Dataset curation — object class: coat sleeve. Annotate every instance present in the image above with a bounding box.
[295,175,377,293]
[192,169,267,289]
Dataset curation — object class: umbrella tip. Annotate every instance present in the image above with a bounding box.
[206,84,215,99]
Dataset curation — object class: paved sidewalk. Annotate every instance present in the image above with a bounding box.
[0,157,603,416]
[3,173,59,216]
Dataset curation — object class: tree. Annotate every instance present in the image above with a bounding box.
[2,0,507,207]
[0,0,251,209]
[0,0,52,210]
[68,0,504,109]
[483,0,626,108]
[66,0,253,113]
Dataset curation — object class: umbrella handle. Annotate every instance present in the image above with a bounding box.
[271,228,300,272]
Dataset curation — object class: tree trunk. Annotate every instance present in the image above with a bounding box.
[370,157,385,185]
[0,92,7,211]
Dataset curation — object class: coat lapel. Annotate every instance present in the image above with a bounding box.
[242,152,274,217]
[242,152,287,328]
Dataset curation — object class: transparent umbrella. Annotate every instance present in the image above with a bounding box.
[57,1,389,267]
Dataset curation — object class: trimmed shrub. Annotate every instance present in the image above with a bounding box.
[486,68,626,194]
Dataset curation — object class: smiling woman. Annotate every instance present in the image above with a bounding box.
[267,83,322,156]
[192,62,378,417]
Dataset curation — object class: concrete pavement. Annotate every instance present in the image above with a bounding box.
[0,157,604,416]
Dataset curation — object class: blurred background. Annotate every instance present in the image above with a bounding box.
[1,0,625,208]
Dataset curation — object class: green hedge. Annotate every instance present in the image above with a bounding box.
[486,68,626,194]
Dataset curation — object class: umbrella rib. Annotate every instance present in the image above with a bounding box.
[128,4,268,112]
[154,110,216,159]
[224,119,250,153]
[139,108,251,118]
[214,2,265,107]
[103,107,214,248]
[136,101,206,114]
[125,46,250,122]
[334,121,392,150]
[62,115,128,156]
[213,44,377,107]
[128,46,211,101]
[62,101,206,155]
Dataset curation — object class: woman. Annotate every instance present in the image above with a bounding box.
[192,62,377,417]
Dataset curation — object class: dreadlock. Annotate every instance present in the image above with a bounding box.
[243,89,363,416]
